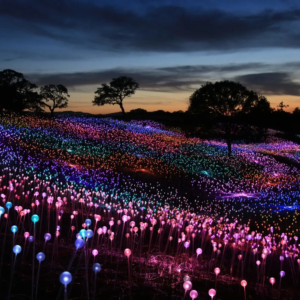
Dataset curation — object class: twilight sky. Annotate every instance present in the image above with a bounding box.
[1,0,300,114]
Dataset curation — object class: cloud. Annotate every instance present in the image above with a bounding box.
[236,72,300,96]
[1,1,300,53]
[27,61,300,96]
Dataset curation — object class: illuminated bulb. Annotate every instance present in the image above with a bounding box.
[208,288,216,299]
[124,248,131,257]
[36,252,45,262]
[13,245,22,255]
[280,271,285,277]
[60,271,72,286]
[183,281,192,291]
[214,267,220,275]
[31,214,39,223]
[189,290,198,300]
[196,248,202,256]
[86,229,93,239]
[241,280,247,288]
[269,277,276,285]
[11,225,18,234]
[92,263,101,273]
[75,239,85,250]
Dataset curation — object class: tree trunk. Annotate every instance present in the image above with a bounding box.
[119,103,125,115]
[50,108,54,118]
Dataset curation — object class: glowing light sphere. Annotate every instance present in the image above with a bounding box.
[183,275,191,282]
[214,267,220,275]
[92,263,101,273]
[60,271,72,286]
[241,280,247,288]
[124,248,131,257]
[196,248,202,256]
[79,229,87,239]
[0,206,4,216]
[208,288,216,299]
[85,219,92,227]
[28,236,34,242]
[11,225,18,234]
[256,260,261,266]
[183,281,192,291]
[13,245,22,255]
[24,232,30,239]
[75,239,85,250]
[92,249,98,257]
[44,233,51,241]
[86,229,93,239]
[36,252,45,262]
[31,214,39,223]
[189,290,198,300]
[6,202,12,210]
[280,271,285,277]
[122,215,128,222]
[184,241,190,249]
[269,277,276,285]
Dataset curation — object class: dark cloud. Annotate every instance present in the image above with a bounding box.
[27,62,300,96]
[1,1,300,53]
[236,72,300,95]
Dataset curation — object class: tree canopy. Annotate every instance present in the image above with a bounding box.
[188,80,271,155]
[93,76,139,114]
[0,69,42,114]
[40,84,70,117]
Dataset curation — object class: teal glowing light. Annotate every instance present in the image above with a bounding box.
[0,206,4,216]
[31,214,39,223]
[11,225,18,233]
[79,229,87,239]
[6,202,12,210]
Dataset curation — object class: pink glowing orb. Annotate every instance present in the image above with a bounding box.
[256,260,261,266]
[183,280,192,291]
[122,215,128,222]
[241,280,247,288]
[24,232,30,239]
[109,220,114,227]
[214,267,220,275]
[97,228,103,235]
[238,254,243,260]
[208,288,216,299]
[92,249,98,257]
[189,290,198,300]
[196,248,202,256]
[269,277,276,285]
[124,248,131,257]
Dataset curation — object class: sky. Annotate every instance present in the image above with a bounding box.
[1,0,300,114]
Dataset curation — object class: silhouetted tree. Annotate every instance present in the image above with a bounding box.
[188,80,270,156]
[277,101,289,111]
[40,84,69,117]
[293,107,300,116]
[129,108,147,114]
[93,76,139,114]
[0,69,41,115]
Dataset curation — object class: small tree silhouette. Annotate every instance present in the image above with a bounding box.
[93,76,139,114]
[40,84,70,117]
[277,101,289,111]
